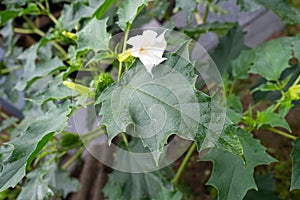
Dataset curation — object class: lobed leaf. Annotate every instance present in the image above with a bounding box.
[210,26,249,75]
[175,0,197,21]
[15,45,65,91]
[291,138,300,191]
[117,0,150,31]
[76,18,111,54]
[233,35,300,81]
[97,44,243,158]
[103,139,182,200]
[17,167,53,200]
[32,74,78,105]
[0,102,72,191]
[202,128,276,200]
[256,106,291,132]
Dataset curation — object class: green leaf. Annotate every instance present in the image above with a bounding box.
[256,0,300,25]
[226,94,243,123]
[210,26,249,75]
[0,10,21,26]
[182,22,237,39]
[249,36,300,81]
[236,0,261,11]
[117,0,150,31]
[202,128,276,200]
[76,17,111,53]
[32,74,78,104]
[57,2,94,31]
[244,173,280,200]
[234,36,300,81]
[104,169,182,200]
[93,0,116,19]
[0,103,72,191]
[17,167,53,200]
[231,49,255,80]
[252,81,279,93]
[175,0,197,21]
[97,51,242,156]
[0,4,40,26]
[45,163,79,198]
[256,106,291,131]
[0,117,18,132]
[16,162,79,200]
[15,46,64,91]
[291,138,300,191]
[104,139,182,200]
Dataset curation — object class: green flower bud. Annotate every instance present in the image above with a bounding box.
[288,85,300,100]
[59,133,81,148]
[95,73,114,94]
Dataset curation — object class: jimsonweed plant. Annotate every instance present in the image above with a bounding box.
[0,0,300,199]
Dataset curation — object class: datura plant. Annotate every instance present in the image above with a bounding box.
[0,0,300,200]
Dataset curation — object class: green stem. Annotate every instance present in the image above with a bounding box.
[14,28,35,34]
[0,65,22,74]
[117,24,131,148]
[203,4,210,23]
[194,10,203,24]
[71,100,95,115]
[272,74,300,112]
[80,127,104,139]
[61,130,105,169]
[37,1,58,24]
[292,74,300,87]
[117,23,131,82]
[0,111,18,127]
[61,147,85,170]
[266,127,297,140]
[172,142,197,187]
[23,16,68,58]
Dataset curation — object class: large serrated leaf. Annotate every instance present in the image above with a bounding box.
[57,2,94,31]
[103,139,182,200]
[32,74,78,105]
[256,106,291,132]
[255,0,300,25]
[117,0,149,31]
[97,46,243,158]
[210,26,249,75]
[291,138,300,191]
[45,163,79,198]
[234,36,300,81]
[16,51,64,91]
[182,22,237,39]
[249,36,300,81]
[244,173,280,200]
[201,128,276,200]
[17,167,53,200]
[175,0,197,21]
[98,53,206,148]
[0,102,72,191]
[104,169,182,200]
[76,17,111,53]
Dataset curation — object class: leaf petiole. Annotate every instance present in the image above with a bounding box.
[172,142,197,187]
[266,127,297,140]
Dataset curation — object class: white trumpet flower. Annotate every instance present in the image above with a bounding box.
[127,30,167,74]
